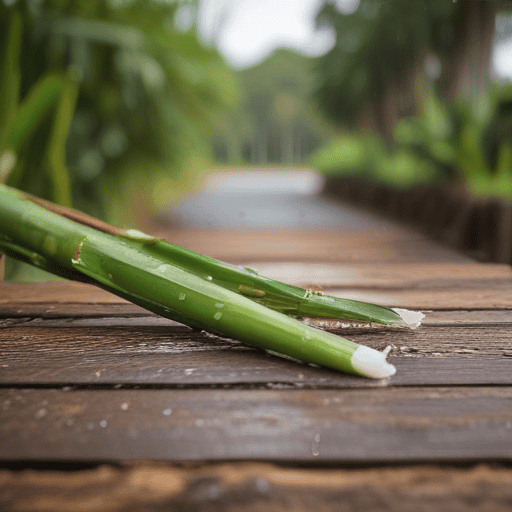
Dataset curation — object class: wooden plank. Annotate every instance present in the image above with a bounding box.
[423,309,512,325]
[0,302,148,318]
[3,228,468,270]
[151,229,473,263]
[6,308,512,326]
[9,261,506,305]
[1,387,511,462]
[1,323,511,386]
[240,261,512,288]
[3,287,512,313]
[328,287,512,309]
[3,321,511,360]
[11,260,507,307]
[3,304,512,326]
[4,260,512,314]
[2,463,512,512]
[0,282,128,305]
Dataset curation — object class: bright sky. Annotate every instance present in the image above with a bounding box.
[197,0,512,79]
[198,0,358,69]
[493,38,512,80]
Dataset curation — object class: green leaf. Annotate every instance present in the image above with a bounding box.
[51,17,147,52]
[5,75,64,152]
[45,70,80,207]
[0,11,22,151]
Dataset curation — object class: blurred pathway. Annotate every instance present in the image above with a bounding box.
[157,168,472,265]
[166,169,397,231]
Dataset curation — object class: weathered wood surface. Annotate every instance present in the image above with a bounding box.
[3,259,512,314]
[1,387,512,462]
[5,261,511,301]
[151,228,473,263]
[3,463,512,512]
[2,176,512,511]
[1,318,512,386]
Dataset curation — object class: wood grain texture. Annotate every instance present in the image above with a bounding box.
[150,229,473,263]
[327,287,512,309]
[1,223,510,468]
[240,261,512,288]
[4,308,512,326]
[3,317,510,359]
[0,282,128,305]
[1,387,511,462]
[3,177,512,512]
[2,463,512,512]
[3,287,512,313]
[1,322,511,386]
[7,261,511,300]
[3,257,512,314]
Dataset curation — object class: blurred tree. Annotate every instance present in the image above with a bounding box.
[314,0,502,142]
[440,0,498,102]
[0,0,240,225]
[214,49,335,165]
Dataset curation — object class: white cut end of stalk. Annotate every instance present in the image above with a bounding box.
[351,345,396,379]
[392,308,425,329]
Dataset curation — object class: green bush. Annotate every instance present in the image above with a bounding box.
[310,84,512,197]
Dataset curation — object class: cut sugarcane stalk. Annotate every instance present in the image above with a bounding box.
[0,183,410,378]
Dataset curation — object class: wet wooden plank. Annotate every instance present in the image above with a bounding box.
[1,321,511,386]
[1,387,511,462]
[2,462,512,512]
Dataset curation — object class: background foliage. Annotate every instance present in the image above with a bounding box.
[0,0,240,225]
[309,0,512,196]
[212,49,335,165]
[2,0,512,219]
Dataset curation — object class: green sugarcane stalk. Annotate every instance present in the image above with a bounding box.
[0,183,408,378]
[129,232,407,326]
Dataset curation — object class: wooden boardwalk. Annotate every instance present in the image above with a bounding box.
[1,171,512,510]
